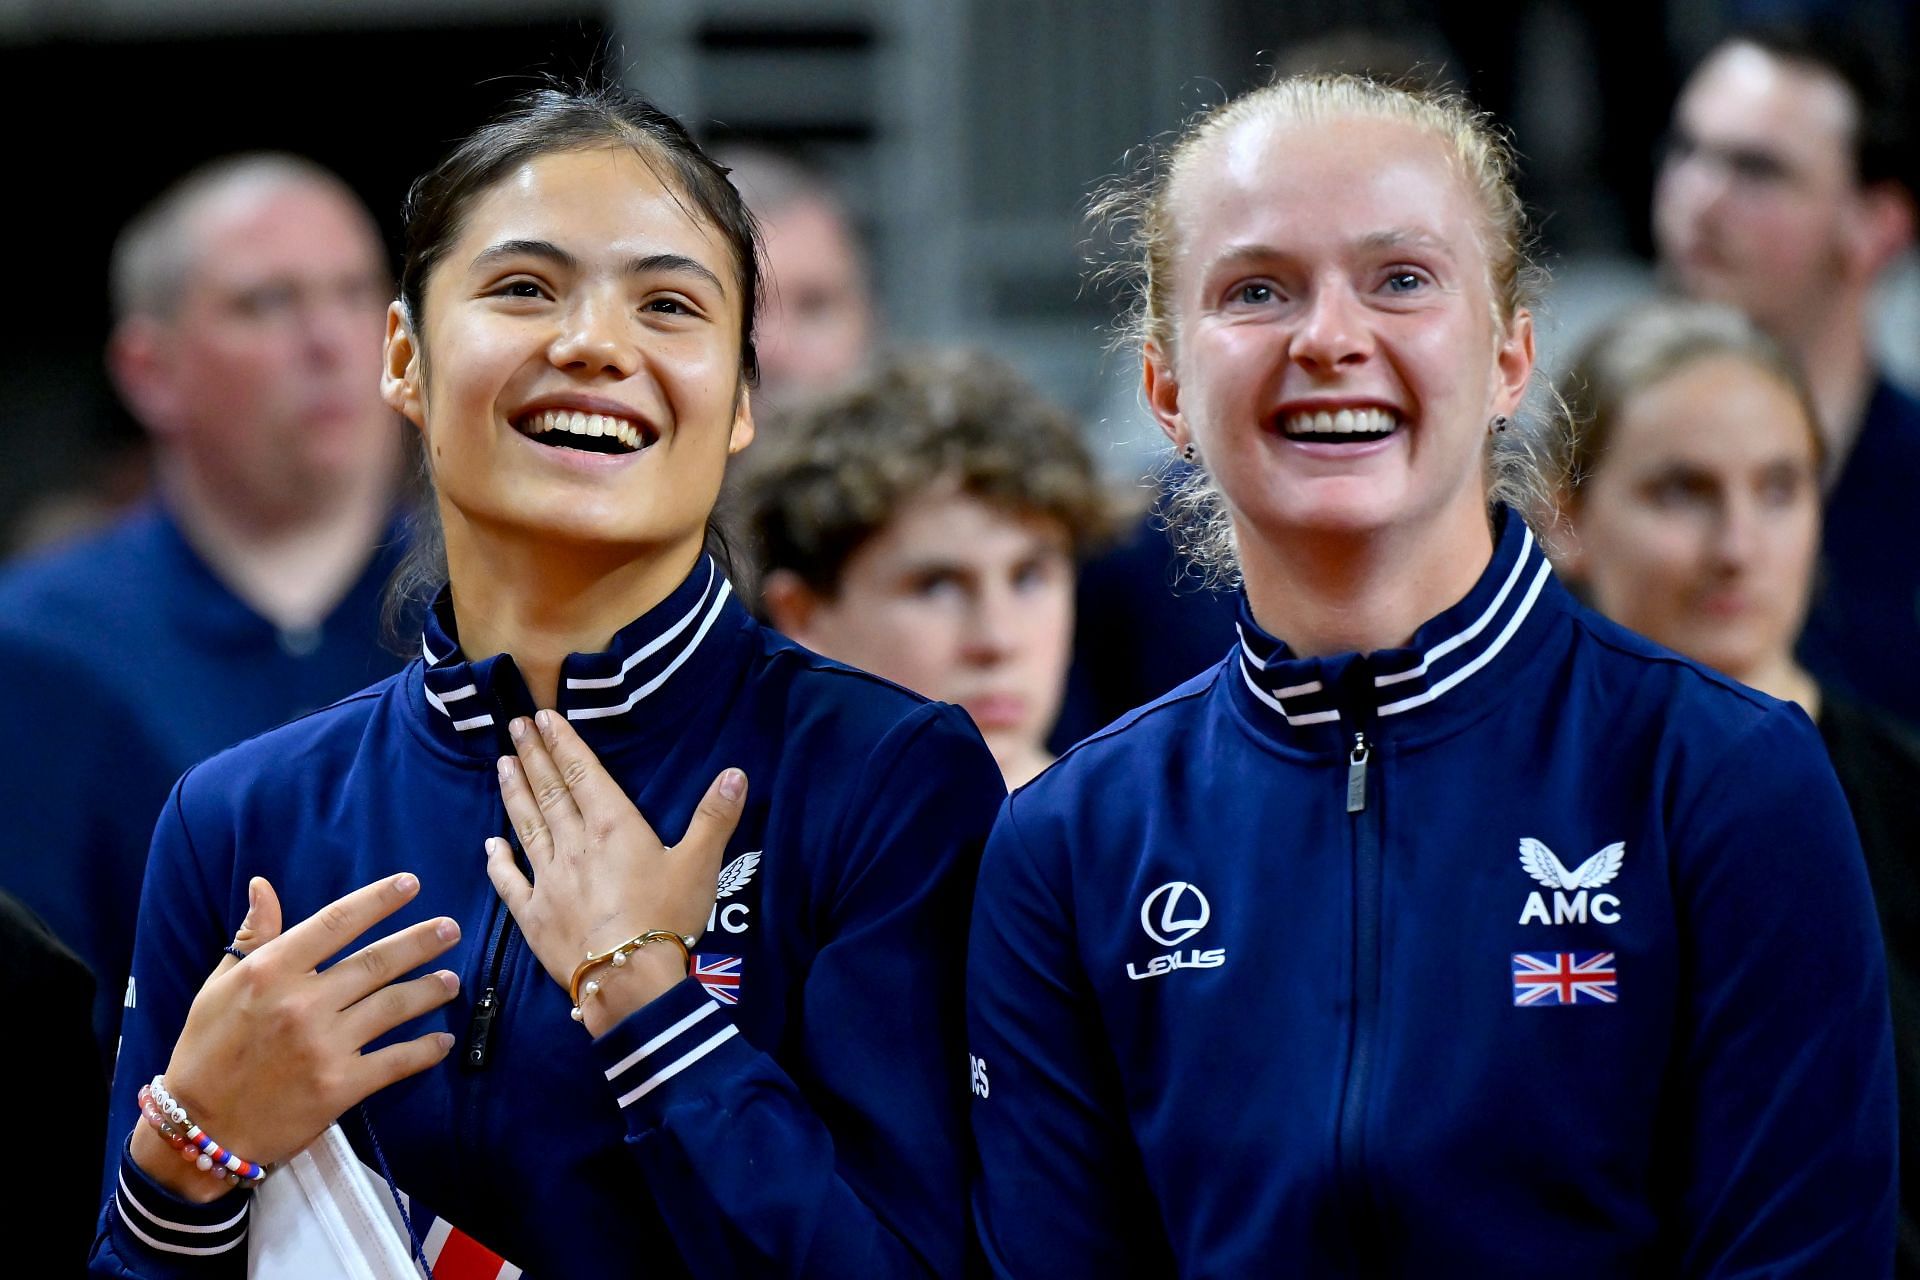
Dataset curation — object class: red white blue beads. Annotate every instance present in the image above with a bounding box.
[140,1077,269,1184]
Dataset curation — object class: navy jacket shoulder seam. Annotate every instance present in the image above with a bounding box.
[826,700,958,861]
[200,683,395,769]
[1678,699,1812,819]
[1569,613,1780,716]
[1047,674,1218,770]
[165,769,225,921]
[996,792,1073,925]
[762,642,939,708]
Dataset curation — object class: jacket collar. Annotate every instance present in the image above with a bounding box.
[415,555,744,759]
[1229,507,1561,745]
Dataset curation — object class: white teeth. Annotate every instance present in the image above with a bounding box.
[520,408,648,450]
[1281,407,1399,437]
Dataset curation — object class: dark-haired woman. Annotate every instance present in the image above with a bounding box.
[966,73,1894,1277]
[93,87,1005,1278]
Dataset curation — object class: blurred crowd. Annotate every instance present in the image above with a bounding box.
[2,12,1917,1272]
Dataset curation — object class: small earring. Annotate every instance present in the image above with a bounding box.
[1181,441,1198,464]
[1489,415,1510,435]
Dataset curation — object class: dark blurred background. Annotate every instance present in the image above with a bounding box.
[3,0,1916,550]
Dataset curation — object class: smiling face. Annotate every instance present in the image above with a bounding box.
[1567,354,1821,682]
[1146,112,1533,553]
[383,145,752,561]
[1654,44,1861,339]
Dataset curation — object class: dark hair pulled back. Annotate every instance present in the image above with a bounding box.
[384,81,762,646]
[397,81,763,382]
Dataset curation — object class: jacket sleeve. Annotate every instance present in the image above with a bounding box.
[967,793,1175,1278]
[589,702,1004,1278]
[1670,704,1897,1277]
[91,776,252,1279]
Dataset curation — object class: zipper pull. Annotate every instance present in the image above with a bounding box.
[466,987,498,1069]
[1346,732,1371,814]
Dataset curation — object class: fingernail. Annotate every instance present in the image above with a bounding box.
[509,718,528,742]
[437,970,459,991]
[394,872,418,895]
[535,709,554,734]
[436,918,460,942]
[719,768,745,801]
[434,1032,455,1051]
[484,836,502,857]
[497,756,513,781]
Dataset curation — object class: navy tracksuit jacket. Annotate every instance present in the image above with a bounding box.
[93,556,1007,1278]
[969,508,1897,1277]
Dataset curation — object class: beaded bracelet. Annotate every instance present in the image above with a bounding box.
[142,1077,268,1184]
[137,1084,232,1184]
[568,929,695,1021]
[138,1084,238,1185]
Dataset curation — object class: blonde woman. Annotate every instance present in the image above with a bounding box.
[966,75,1894,1276]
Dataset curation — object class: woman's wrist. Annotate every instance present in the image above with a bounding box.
[129,1119,240,1205]
[580,942,686,1037]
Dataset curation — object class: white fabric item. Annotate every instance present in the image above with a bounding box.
[248,1125,422,1279]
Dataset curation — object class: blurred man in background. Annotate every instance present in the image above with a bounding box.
[1654,26,1919,725]
[717,145,876,410]
[0,156,410,1067]
[0,153,411,776]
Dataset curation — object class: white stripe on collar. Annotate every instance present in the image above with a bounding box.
[567,579,734,721]
[1235,623,1326,697]
[424,682,495,732]
[1373,524,1538,689]
[566,560,721,691]
[1238,662,1343,726]
[1235,518,1551,726]
[419,558,733,735]
[1376,556,1551,717]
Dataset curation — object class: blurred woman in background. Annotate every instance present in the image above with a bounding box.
[741,350,1118,787]
[1554,298,1920,1272]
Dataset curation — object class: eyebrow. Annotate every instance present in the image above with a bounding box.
[471,239,573,272]
[1207,229,1455,270]
[470,240,726,293]
[1354,228,1454,257]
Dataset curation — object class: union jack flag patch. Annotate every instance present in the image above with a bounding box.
[1511,951,1618,1006]
[692,953,743,1005]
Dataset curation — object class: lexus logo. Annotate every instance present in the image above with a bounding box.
[1140,881,1211,946]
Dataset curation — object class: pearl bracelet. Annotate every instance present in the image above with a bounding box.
[142,1077,268,1184]
[568,929,695,1021]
